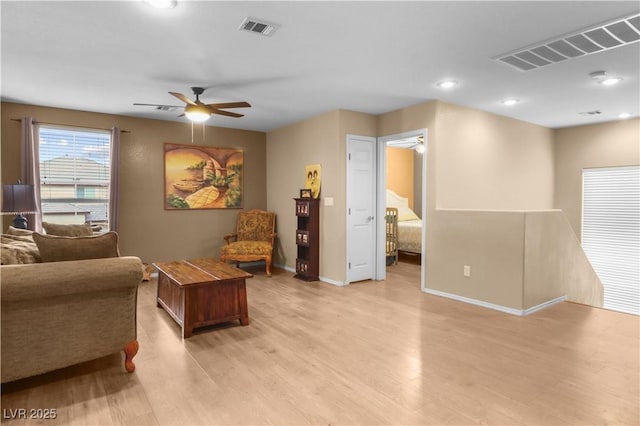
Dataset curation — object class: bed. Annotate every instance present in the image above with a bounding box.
[386,189,422,255]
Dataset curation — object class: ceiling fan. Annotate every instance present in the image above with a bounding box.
[134,87,251,122]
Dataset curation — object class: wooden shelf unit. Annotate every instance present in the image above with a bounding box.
[294,198,320,281]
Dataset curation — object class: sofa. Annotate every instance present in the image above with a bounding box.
[0,225,143,383]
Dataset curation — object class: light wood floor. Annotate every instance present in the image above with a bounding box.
[2,261,639,425]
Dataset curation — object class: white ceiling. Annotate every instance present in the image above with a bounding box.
[2,1,639,132]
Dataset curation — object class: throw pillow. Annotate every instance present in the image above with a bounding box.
[42,222,93,237]
[33,232,120,262]
[6,226,34,236]
[0,234,42,264]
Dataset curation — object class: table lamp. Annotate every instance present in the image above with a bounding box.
[1,182,38,229]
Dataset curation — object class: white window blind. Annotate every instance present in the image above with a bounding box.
[39,126,111,229]
[582,166,640,316]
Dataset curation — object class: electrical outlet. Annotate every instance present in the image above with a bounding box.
[463,265,471,277]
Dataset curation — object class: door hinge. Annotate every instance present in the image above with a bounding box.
[348,262,351,269]
[348,153,351,160]
[348,208,351,215]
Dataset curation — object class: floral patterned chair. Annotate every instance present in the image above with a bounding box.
[220,209,276,277]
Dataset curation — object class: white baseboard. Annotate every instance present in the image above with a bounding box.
[276,263,295,274]
[320,276,348,286]
[523,295,567,315]
[274,263,347,286]
[422,288,566,316]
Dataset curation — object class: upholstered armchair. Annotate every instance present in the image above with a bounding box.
[220,209,276,277]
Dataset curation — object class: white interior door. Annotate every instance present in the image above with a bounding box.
[347,135,377,283]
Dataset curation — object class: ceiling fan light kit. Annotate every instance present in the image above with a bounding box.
[184,104,211,122]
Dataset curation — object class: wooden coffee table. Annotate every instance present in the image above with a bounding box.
[153,258,253,338]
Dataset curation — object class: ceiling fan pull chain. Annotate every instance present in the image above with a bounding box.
[191,120,194,143]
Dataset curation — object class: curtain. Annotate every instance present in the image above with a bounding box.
[20,117,42,232]
[109,127,120,232]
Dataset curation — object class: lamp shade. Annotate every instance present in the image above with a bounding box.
[2,184,38,214]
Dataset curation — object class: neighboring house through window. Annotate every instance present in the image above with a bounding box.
[39,126,111,230]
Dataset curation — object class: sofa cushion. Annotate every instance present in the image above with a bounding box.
[42,222,93,237]
[6,226,34,237]
[33,232,120,262]
[0,234,41,265]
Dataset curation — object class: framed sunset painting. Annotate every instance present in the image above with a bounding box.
[164,143,243,209]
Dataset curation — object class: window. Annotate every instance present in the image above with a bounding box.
[39,126,112,229]
[582,166,640,316]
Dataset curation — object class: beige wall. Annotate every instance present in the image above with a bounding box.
[377,100,555,213]
[436,102,555,210]
[430,209,602,311]
[554,118,640,240]
[266,109,376,282]
[524,211,602,308]
[1,102,267,264]
[386,146,414,209]
[430,209,526,309]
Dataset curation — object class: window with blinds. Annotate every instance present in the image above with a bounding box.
[39,126,111,229]
[582,166,640,316]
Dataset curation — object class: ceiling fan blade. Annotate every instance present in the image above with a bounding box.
[205,101,251,109]
[210,109,244,118]
[169,92,196,106]
[134,103,182,108]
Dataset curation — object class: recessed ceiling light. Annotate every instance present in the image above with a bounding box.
[143,0,177,9]
[618,112,632,119]
[600,76,623,86]
[501,98,520,106]
[436,80,458,89]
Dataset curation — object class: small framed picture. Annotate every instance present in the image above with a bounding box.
[300,188,312,198]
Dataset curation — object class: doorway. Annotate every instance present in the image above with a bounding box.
[376,129,427,290]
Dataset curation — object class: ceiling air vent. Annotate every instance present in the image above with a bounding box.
[495,13,640,71]
[239,17,279,37]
